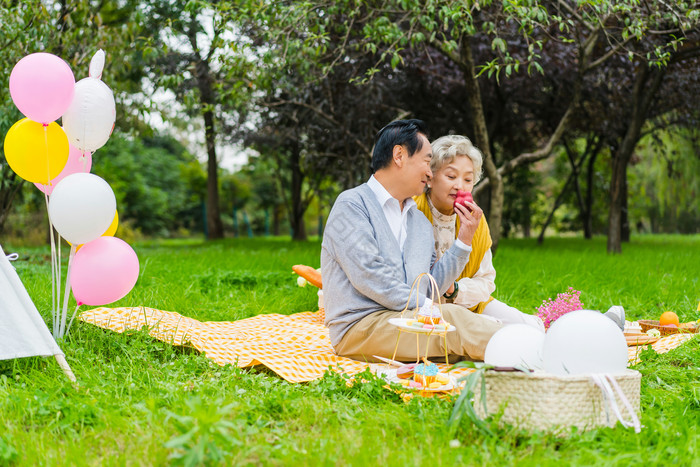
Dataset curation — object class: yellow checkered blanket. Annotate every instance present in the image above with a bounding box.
[79,307,694,383]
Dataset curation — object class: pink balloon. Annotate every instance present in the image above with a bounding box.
[70,237,139,306]
[34,145,92,195]
[9,53,75,124]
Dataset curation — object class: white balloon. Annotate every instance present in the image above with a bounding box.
[484,324,545,370]
[543,310,628,376]
[62,77,116,152]
[89,49,105,79]
[48,173,116,245]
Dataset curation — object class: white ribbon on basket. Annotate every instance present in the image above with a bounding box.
[590,374,642,433]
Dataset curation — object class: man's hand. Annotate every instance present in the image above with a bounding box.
[455,200,482,246]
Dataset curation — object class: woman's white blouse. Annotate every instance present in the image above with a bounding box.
[427,196,496,308]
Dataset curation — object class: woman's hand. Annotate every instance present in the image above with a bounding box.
[455,200,482,246]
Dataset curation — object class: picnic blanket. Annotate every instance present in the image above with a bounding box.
[78,307,695,383]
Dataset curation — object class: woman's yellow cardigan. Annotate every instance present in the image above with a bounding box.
[414,193,494,313]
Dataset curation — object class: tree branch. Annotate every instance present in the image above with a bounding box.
[497,103,575,177]
[584,36,633,71]
[557,0,595,32]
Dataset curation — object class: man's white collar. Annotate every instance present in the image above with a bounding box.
[367,175,416,210]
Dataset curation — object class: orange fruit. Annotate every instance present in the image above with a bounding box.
[659,311,679,326]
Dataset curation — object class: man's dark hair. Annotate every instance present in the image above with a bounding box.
[371,119,428,173]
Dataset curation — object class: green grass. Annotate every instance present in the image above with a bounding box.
[1,235,698,466]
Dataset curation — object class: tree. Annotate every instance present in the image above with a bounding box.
[606,51,700,251]
[240,4,420,240]
[256,1,699,252]
[137,0,256,239]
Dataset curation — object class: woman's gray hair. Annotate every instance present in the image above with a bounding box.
[430,135,483,183]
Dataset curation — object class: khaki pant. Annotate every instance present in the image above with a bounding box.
[333,304,502,363]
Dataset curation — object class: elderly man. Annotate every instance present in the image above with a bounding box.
[321,119,502,362]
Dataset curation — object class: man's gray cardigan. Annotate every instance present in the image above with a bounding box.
[321,183,470,346]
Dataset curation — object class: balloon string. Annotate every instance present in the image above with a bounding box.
[45,193,58,337]
[65,303,82,337]
[44,125,51,189]
[57,232,62,334]
[43,126,59,335]
[59,244,76,338]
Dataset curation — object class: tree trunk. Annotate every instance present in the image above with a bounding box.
[195,59,224,239]
[289,140,308,241]
[607,157,626,254]
[565,136,600,239]
[461,37,503,252]
[621,174,630,242]
[583,151,598,239]
[566,144,585,236]
[607,65,665,253]
[522,184,531,238]
[273,204,282,236]
[522,218,531,238]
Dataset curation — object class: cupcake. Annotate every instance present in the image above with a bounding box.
[413,363,439,386]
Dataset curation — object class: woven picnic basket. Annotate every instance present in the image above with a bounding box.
[474,369,641,432]
[638,319,698,336]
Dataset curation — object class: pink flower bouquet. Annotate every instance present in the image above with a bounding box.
[536,287,584,330]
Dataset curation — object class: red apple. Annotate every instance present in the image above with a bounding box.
[454,190,473,211]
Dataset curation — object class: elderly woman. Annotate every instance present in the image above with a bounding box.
[414,134,544,330]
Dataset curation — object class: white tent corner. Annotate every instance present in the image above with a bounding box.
[0,244,76,382]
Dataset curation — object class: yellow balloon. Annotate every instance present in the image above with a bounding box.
[3,118,69,184]
[103,210,119,237]
[74,211,118,250]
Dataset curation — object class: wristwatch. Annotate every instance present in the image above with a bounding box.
[443,281,459,300]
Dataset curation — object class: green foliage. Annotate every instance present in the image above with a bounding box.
[0,236,698,463]
[0,2,51,136]
[91,134,204,236]
[0,2,52,233]
[266,1,700,85]
[449,362,494,436]
[502,164,540,237]
[0,434,17,465]
[137,1,257,124]
[629,128,700,233]
[163,397,242,466]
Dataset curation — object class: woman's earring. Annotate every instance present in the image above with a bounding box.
[427,184,431,189]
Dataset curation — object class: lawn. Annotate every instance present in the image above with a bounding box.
[1,235,698,466]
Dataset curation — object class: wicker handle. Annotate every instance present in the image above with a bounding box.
[399,272,443,320]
